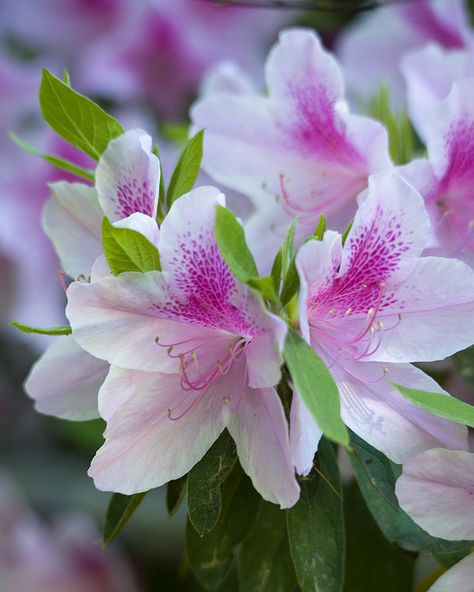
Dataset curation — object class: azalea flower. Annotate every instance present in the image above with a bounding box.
[191,28,391,273]
[399,79,474,267]
[65,186,299,507]
[396,448,474,591]
[26,128,160,418]
[291,171,474,473]
[336,0,471,107]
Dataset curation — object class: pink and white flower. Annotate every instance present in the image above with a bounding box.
[396,448,474,591]
[292,171,474,473]
[65,187,299,507]
[191,28,391,273]
[399,79,474,267]
[337,0,472,107]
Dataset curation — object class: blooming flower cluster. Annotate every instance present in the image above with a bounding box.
[16,6,474,591]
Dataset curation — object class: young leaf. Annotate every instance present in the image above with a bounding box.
[247,276,278,303]
[279,259,299,306]
[102,217,161,275]
[187,464,259,590]
[287,438,345,592]
[167,129,204,207]
[393,384,474,428]
[103,492,147,546]
[10,322,72,336]
[152,143,167,223]
[214,205,258,283]
[271,248,282,293]
[281,220,296,278]
[40,69,124,160]
[166,475,188,517]
[283,328,349,447]
[313,214,326,240]
[10,132,95,182]
[240,499,297,592]
[349,432,473,565]
[187,431,237,536]
[341,220,353,246]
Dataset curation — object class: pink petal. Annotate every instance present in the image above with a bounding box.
[227,383,299,508]
[96,129,160,222]
[335,362,468,464]
[428,554,474,592]
[289,386,323,476]
[42,182,102,278]
[245,318,286,389]
[25,337,108,421]
[113,212,160,248]
[396,448,474,540]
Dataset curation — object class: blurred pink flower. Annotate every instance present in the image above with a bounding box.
[192,28,391,273]
[291,171,474,473]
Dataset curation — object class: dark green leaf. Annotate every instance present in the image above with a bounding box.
[10,133,95,182]
[187,464,259,590]
[188,431,236,536]
[102,217,161,275]
[393,383,474,428]
[344,481,414,592]
[40,69,124,160]
[349,432,473,565]
[453,345,474,390]
[10,321,71,336]
[281,220,296,278]
[284,328,349,447]
[240,500,297,592]
[153,143,167,223]
[287,438,345,592]
[214,205,258,283]
[166,475,188,517]
[280,259,299,306]
[271,248,282,293]
[103,492,147,546]
[167,129,204,207]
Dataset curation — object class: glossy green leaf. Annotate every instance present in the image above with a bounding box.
[39,69,124,160]
[281,220,296,278]
[10,133,95,182]
[287,438,345,592]
[103,492,147,546]
[10,321,71,336]
[166,475,187,517]
[344,481,414,592]
[240,500,297,592]
[394,383,474,428]
[188,431,237,537]
[247,276,278,303]
[214,205,258,283]
[314,214,326,240]
[152,143,167,223]
[280,259,299,306]
[167,129,204,207]
[102,217,161,275]
[349,432,473,565]
[271,248,282,293]
[187,464,259,590]
[284,328,349,447]
[341,221,353,246]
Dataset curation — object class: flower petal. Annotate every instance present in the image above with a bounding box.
[42,181,102,278]
[335,362,468,463]
[24,336,108,420]
[226,383,300,508]
[396,448,474,540]
[428,554,474,592]
[113,212,160,248]
[96,129,160,222]
[289,386,323,476]
[89,370,231,494]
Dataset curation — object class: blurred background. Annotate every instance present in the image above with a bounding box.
[1,1,473,590]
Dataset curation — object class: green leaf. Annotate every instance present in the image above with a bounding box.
[39,69,124,160]
[247,276,278,303]
[240,500,297,592]
[102,217,161,275]
[103,492,147,546]
[281,220,296,278]
[344,481,414,592]
[314,214,326,240]
[188,431,237,537]
[10,321,72,336]
[349,432,473,565]
[453,345,474,390]
[287,438,345,592]
[393,383,474,428]
[167,129,204,207]
[187,464,259,590]
[283,328,349,447]
[214,205,258,283]
[63,68,71,86]
[280,259,299,307]
[342,221,353,246]
[153,143,167,223]
[10,132,95,182]
[271,248,282,294]
[166,475,187,517]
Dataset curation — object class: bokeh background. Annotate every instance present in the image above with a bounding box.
[1,1,473,590]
